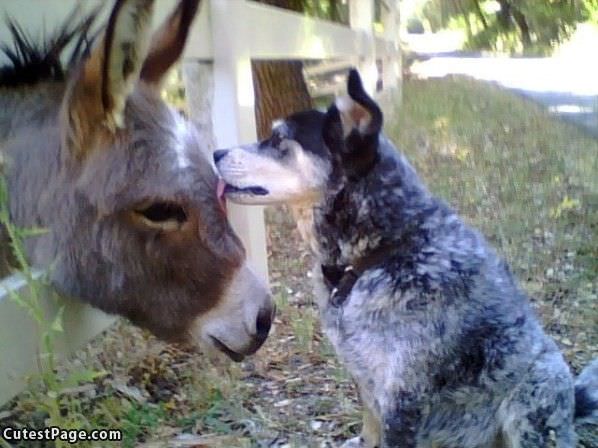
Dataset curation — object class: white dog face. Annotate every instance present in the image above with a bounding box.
[214,112,333,206]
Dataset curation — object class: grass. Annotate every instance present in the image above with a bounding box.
[1,77,596,447]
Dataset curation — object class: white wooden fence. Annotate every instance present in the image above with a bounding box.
[0,0,400,404]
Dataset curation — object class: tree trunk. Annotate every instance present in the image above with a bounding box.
[252,60,313,139]
[511,7,532,48]
[496,0,513,30]
[456,0,473,38]
[471,0,488,30]
[253,0,313,140]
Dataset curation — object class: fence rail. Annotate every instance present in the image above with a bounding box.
[0,0,400,404]
[0,273,115,404]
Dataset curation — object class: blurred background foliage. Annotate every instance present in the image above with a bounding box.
[408,0,598,54]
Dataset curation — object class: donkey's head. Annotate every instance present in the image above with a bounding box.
[50,0,273,360]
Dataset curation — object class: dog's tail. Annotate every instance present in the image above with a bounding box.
[574,358,598,425]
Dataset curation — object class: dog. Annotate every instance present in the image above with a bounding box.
[214,69,598,447]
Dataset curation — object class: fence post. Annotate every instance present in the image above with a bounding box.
[380,0,401,92]
[182,61,216,159]
[349,0,377,94]
[209,0,269,282]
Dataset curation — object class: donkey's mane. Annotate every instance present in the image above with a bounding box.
[0,6,100,88]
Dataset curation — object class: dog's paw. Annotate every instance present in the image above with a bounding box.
[340,436,367,448]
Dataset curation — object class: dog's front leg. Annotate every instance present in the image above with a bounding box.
[361,404,381,447]
[340,404,381,448]
[380,392,422,448]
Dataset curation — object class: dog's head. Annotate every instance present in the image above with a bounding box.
[213,110,333,205]
[214,69,382,206]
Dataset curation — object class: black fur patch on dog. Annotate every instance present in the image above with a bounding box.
[279,110,330,160]
[575,384,598,420]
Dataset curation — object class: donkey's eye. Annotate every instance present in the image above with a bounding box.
[134,202,187,231]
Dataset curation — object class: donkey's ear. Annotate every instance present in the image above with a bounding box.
[65,0,154,153]
[335,69,383,138]
[140,0,200,86]
[101,0,155,128]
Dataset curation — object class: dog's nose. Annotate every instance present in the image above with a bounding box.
[213,149,228,164]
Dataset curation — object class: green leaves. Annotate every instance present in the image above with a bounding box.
[418,0,594,53]
[50,305,65,332]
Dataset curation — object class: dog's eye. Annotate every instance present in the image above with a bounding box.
[259,133,282,150]
[278,145,290,157]
[270,133,283,147]
[134,202,187,231]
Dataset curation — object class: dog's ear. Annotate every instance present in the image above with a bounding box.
[336,69,383,138]
[333,69,382,179]
[322,103,344,154]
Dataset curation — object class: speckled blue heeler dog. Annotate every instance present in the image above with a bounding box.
[215,70,598,447]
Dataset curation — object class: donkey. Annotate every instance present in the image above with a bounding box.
[0,0,274,362]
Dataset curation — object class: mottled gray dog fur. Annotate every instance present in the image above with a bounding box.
[215,70,597,447]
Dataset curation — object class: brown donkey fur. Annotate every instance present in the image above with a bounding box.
[0,0,273,361]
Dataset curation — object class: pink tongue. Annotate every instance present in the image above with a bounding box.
[217,178,226,199]
[216,178,227,213]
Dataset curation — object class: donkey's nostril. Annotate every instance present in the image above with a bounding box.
[255,305,274,339]
[213,149,228,164]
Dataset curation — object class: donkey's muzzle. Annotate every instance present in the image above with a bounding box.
[247,303,276,354]
[210,303,274,362]
[255,304,275,340]
[194,258,274,362]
